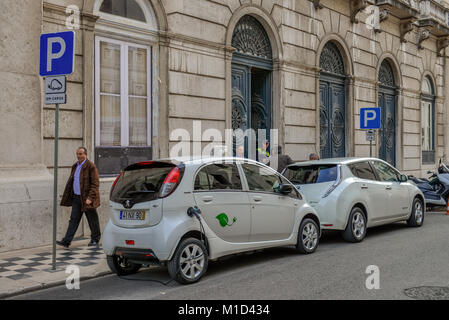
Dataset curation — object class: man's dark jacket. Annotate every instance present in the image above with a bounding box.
[60,159,100,212]
[277,154,293,173]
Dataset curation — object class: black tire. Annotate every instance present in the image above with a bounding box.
[407,197,424,227]
[296,218,319,254]
[342,207,367,243]
[107,255,141,276]
[167,238,208,285]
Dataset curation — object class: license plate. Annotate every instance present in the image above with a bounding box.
[120,211,146,221]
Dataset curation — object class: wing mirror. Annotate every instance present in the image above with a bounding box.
[279,184,293,195]
[400,174,408,183]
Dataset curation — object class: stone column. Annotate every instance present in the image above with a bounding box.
[0,0,55,252]
[444,53,449,162]
[0,0,48,178]
[157,33,170,159]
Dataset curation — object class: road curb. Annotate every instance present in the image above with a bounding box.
[0,270,113,300]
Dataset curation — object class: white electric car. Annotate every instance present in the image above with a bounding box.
[103,157,321,284]
[282,158,425,243]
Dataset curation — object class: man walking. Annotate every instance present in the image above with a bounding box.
[275,146,293,173]
[58,147,101,248]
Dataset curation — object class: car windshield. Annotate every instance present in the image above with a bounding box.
[110,164,175,203]
[283,165,338,185]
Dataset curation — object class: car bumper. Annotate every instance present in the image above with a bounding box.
[308,197,347,230]
[103,213,200,262]
[103,220,174,261]
[114,247,160,265]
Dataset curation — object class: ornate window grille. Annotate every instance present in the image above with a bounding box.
[320,42,345,76]
[232,15,272,60]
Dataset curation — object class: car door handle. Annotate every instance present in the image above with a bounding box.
[361,185,368,190]
[386,186,392,190]
[202,196,213,203]
[253,196,263,203]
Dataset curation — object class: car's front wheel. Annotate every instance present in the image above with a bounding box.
[296,218,319,254]
[407,197,424,227]
[107,255,141,276]
[167,238,208,285]
[342,207,367,243]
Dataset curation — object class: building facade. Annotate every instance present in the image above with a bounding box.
[2,0,449,252]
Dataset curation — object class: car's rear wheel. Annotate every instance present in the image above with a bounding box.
[407,197,424,227]
[168,238,208,285]
[107,255,142,276]
[296,218,319,254]
[342,207,367,243]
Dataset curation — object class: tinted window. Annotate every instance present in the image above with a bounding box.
[242,164,282,193]
[348,162,377,180]
[371,161,399,182]
[100,0,146,22]
[194,164,242,191]
[111,164,174,203]
[283,165,338,184]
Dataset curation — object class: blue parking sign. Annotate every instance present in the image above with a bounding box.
[360,108,381,130]
[39,31,75,77]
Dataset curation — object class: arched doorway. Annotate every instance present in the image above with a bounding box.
[231,15,273,160]
[319,42,346,159]
[378,60,397,166]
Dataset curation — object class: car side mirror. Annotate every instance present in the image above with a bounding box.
[400,174,408,183]
[279,184,293,195]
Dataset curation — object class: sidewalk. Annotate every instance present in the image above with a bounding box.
[0,239,111,299]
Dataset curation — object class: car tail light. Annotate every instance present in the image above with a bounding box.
[126,240,135,246]
[159,167,181,198]
[322,165,343,198]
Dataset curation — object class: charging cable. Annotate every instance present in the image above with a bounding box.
[187,206,207,250]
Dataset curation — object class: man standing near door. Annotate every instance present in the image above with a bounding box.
[58,147,101,248]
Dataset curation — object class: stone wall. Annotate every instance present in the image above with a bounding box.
[161,0,448,176]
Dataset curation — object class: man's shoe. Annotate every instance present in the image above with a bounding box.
[88,240,100,247]
[56,240,70,248]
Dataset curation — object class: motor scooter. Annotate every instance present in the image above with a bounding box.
[408,159,449,209]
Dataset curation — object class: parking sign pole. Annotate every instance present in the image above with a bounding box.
[52,103,59,271]
[40,31,74,271]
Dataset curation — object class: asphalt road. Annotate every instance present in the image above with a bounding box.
[9,212,449,300]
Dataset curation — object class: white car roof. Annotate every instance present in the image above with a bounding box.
[158,156,262,167]
[288,157,386,167]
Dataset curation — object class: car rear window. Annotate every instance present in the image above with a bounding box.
[283,165,338,185]
[111,163,176,203]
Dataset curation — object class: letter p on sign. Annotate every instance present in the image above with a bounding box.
[40,31,75,77]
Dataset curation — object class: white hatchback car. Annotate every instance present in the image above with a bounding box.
[282,158,425,243]
[103,157,321,284]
